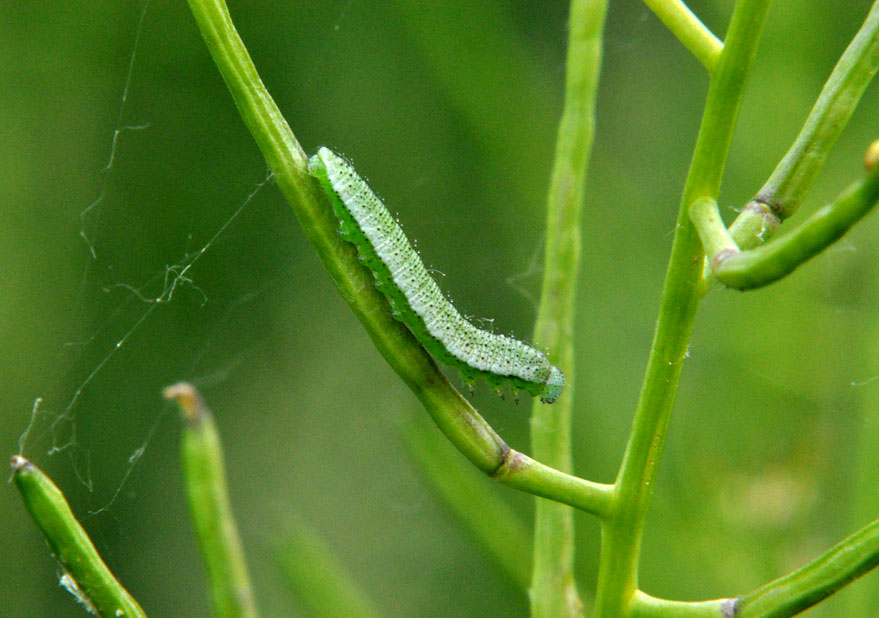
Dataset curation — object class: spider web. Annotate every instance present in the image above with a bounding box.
[14,0,275,515]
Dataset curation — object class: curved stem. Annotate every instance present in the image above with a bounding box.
[751,0,879,221]
[530,0,608,615]
[593,2,771,615]
[709,0,879,274]
[735,516,879,618]
[689,197,739,259]
[402,413,534,591]
[641,0,723,72]
[184,0,611,516]
[696,153,879,290]
[185,0,501,468]
[496,451,614,520]
[628,591,736,618]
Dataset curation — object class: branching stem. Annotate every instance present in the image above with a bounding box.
[693,150,879,290]
[749,0,879,222]
[709,0,879,280]
[593,2,771,615]
[183,0,612,521]
[182,1,879,616]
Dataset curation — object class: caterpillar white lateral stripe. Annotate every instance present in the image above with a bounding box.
[308,147,565,403]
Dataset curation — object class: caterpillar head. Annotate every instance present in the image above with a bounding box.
[540,365,565,404]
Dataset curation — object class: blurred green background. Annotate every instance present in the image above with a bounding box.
[2,1,879,616]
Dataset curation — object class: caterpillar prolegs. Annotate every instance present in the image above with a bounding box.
[308,147,565,404]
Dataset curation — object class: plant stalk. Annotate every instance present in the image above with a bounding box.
[184,0,612,519]
[735,516,879,618]
[695,152,879,290]
[750,0,879,221]
[592,1,771,615]
[530,0,608,615]
[710,0,879,278]
[165,383,259,618]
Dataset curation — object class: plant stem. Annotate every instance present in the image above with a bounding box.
[750,0,879,221]
[530,0,608,615]
[184,0,612,517]
[184,0,501,469]
[495,451,613,519]
[165,383,259,618]
[735,516,879,618]
[641,0,723,72]
[695,152,879,290]
[11,455,146,618]
[710,0,879,275]
[689,197,739,258]
[592,1,771,615]
[628,591,736,618]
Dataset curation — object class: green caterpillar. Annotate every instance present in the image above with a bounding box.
[308,147,565,404]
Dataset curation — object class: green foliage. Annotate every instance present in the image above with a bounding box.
[4,1,879,617]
